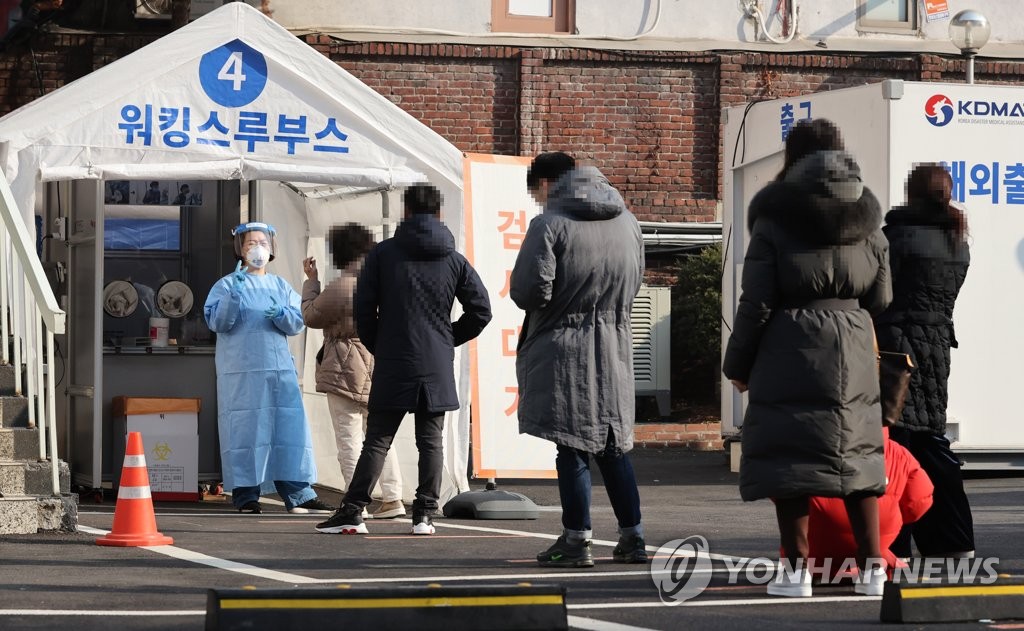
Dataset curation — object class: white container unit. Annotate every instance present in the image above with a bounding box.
[722,80,1024,469]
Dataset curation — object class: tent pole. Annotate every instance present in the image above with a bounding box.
[380,191,391,239]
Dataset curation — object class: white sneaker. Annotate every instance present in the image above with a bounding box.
[854,567,887,596]
[767,565,812,598]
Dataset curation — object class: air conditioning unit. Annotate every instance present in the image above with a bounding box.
[631,285,671,417]
[134,0,172,18]
[134,0,241,19]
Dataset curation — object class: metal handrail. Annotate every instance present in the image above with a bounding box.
[0,176,66,496]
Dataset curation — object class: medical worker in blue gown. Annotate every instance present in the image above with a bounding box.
[204,222,333,515]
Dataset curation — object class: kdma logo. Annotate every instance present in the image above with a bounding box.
[925,94,955,127]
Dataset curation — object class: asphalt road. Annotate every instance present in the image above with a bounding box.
[1,449,1021,630]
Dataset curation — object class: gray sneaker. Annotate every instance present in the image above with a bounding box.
[613,535,649,563]
[537,535,594,568]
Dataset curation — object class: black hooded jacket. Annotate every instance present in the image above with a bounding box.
[355,213,492,412]
[723,150,891,501]
[874,200,970,434]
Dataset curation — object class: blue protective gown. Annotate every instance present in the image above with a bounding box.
[204,272,317,494]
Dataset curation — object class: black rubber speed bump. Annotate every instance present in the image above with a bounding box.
[881,577,1024,623]
[206,583,567,631]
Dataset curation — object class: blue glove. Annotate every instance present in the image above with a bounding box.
[231,260,247,285]
[264,296,283,320]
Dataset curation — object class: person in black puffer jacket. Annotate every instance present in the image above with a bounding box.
[875,164,973,559]
[315,183,492,537]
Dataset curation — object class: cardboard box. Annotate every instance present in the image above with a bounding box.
[112,397,200,501]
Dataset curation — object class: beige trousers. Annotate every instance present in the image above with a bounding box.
[325,392,403,502]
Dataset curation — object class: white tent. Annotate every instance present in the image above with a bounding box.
[0,2,472,501]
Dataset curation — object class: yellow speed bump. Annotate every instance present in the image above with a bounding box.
[206,584,568,631]
[881,578,1024,623]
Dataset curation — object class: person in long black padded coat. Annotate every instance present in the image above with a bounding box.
[724,119,892,597]
[875,163,973,559]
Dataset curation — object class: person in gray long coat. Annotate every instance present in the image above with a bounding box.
[723,137,892,597]
[511,152,646,568]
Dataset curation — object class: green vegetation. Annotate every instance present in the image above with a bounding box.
[670,243,723,406]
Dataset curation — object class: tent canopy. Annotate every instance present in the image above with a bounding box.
[0,2,464,231]
[0,2,472,501]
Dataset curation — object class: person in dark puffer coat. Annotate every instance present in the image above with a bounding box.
[875,163,973,559]
[723,119,892,597]
[315,183,492,537]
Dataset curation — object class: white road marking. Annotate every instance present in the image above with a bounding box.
[0,610,205,617]
[305,568,685,584]
[78,511,313,518]
[568,614,661,631]
[433,521,748,560]
[76,511,876,614]
[76,525,318,584]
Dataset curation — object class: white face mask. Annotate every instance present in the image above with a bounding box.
[245,245,271,269]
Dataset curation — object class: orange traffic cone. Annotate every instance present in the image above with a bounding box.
[96,431,174,547]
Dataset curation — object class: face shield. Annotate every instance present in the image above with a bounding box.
[231,222,278,266]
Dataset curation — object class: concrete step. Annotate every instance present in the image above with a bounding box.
[0,459,70,495]
[0,493,78,534]
[0,396,28,428]
[0,363,15,397]
[0,427,40,460]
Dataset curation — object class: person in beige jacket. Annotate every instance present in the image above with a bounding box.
[301,223,405,520]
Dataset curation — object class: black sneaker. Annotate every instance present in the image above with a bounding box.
[238,501,262,514]
[411,514,435,535]
[613,535,649,563]
[289,498,334,514]
[315,504,368,534]
[537,535,594,568]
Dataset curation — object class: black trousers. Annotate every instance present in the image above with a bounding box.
[889,427,975,557]
[342,406,445,517]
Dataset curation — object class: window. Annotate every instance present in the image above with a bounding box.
[491,0,575,34]
[858,0,918,33]
[104,206,182,251]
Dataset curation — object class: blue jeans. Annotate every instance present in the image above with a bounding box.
[556,431,642,541]
[231,481,316,511]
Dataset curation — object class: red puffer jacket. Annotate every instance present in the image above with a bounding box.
[803,428,934,577]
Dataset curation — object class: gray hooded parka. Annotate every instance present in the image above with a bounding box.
[511,167,644,453]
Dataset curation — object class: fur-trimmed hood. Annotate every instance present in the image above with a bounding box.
[748,181,882,245]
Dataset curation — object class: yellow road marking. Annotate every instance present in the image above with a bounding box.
[219,595,564,609]
[901,585,1024,599]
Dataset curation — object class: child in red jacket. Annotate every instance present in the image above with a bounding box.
[799,428,934,580]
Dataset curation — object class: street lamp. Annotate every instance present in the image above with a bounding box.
[949,10,991,84]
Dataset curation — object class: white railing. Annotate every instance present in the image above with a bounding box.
[0,177,65,496]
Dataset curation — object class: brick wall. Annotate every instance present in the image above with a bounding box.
[633,421,723,451]
[2,33,1024,226]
